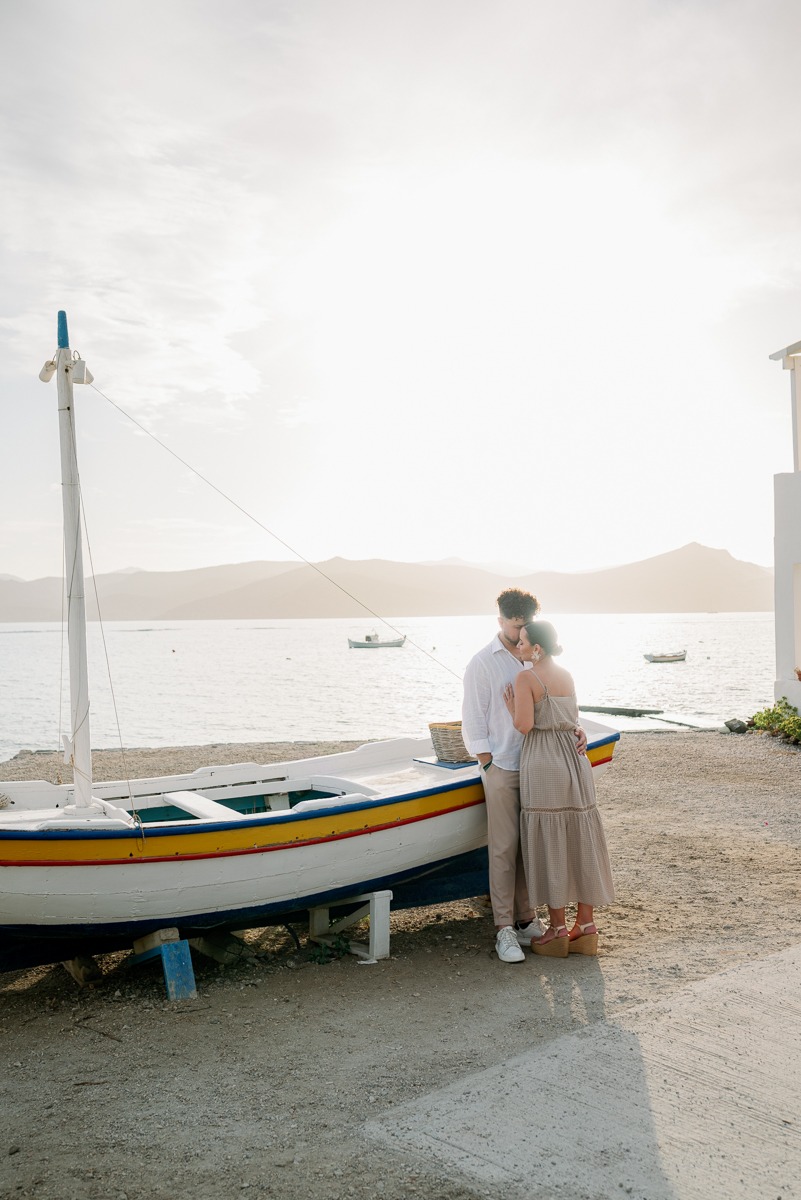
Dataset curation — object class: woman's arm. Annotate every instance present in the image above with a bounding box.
[503,674,536,734]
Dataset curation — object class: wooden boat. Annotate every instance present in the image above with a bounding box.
[0,313,619,972]
[348,632,406,648]
[644,651,687,663]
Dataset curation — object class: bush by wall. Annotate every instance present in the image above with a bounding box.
[750,696,801,744]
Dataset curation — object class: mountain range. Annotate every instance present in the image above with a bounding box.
[0,543,773,620]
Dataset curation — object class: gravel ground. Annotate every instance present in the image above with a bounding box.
[1,731,799,1200]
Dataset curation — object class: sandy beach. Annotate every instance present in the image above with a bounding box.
[1,730,799,1200]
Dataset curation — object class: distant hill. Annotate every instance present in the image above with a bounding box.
[514,543,773,614]
[0,544,773,620]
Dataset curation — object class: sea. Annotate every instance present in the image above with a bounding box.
[0,613,776,763]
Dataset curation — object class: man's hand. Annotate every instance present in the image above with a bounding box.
[575,725,588,755]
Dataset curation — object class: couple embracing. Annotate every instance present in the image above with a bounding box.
[462,589,615,963]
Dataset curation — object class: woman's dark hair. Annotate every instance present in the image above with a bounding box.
[523,620,563,657]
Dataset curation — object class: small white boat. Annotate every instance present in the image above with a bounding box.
[644,650,687,663]
[348,632,406,648]
[0,313,619,973]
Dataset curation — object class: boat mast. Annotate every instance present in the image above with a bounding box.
[47,311,94,806]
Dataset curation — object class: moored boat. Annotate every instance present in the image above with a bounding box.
[348,632,406,648]
[644,650,687,663]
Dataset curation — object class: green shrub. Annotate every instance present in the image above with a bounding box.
[780,714,801,744]
[750,696,801,743]
[307,931,352,964]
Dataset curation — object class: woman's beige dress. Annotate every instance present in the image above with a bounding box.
[519,680,615,908]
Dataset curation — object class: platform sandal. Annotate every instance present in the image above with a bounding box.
[532,925,570,958]
[568,922,598,956]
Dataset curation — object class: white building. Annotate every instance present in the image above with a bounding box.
[769,340,801,710]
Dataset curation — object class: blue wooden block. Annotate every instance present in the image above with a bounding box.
[160,940,197,1001]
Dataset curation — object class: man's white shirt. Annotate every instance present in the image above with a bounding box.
[461,635,531,771]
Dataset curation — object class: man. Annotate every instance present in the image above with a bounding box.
[462,588,586,963]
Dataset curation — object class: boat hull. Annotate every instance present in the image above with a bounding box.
[0,787,486,933]
[348,637,406,648]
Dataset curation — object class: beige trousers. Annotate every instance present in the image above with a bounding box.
[482,764,535,928]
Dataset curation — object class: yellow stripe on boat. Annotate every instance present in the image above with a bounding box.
[586,738,617,769]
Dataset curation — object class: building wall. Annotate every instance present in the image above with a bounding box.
[773,470,801,709]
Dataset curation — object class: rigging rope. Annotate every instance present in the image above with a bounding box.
[88,383,463,683]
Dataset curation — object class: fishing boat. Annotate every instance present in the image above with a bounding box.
[644,651,687,663]
[0,314,619,973]
[348,632,406,648]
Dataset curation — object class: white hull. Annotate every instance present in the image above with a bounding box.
[4,802,485,929]
[348,637,406,648]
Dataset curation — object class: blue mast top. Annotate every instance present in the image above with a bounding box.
[57,310,69,348]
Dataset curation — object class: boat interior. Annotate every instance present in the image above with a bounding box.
[136,776,378,823]
[0,771,388,829]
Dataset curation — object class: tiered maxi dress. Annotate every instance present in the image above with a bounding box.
[519,678,615,908]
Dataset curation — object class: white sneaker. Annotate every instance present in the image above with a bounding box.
[495,926,526,963]
[515,919,546,946]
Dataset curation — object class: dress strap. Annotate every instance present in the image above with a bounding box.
[529,668,548,697]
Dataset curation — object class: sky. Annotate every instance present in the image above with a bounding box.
[1,0,799,581]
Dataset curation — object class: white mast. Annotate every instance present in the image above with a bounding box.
[40,311,95,806]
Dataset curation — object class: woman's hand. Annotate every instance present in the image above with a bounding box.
[503,683,515,715]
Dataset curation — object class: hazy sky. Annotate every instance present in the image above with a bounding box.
[1,0,799,580]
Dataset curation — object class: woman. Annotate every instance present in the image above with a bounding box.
[503,620,615,957]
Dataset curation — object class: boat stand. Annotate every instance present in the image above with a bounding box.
[130,927,198,1001]
[126,892,392,997]
[308,890,393,964]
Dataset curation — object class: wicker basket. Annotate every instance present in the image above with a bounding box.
[428,720,474,763]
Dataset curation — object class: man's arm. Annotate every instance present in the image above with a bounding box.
[461,656,492,764]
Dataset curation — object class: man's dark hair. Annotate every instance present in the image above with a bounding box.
[496,588,540,620]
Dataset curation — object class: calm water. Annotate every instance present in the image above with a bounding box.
[0,613,775,762]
